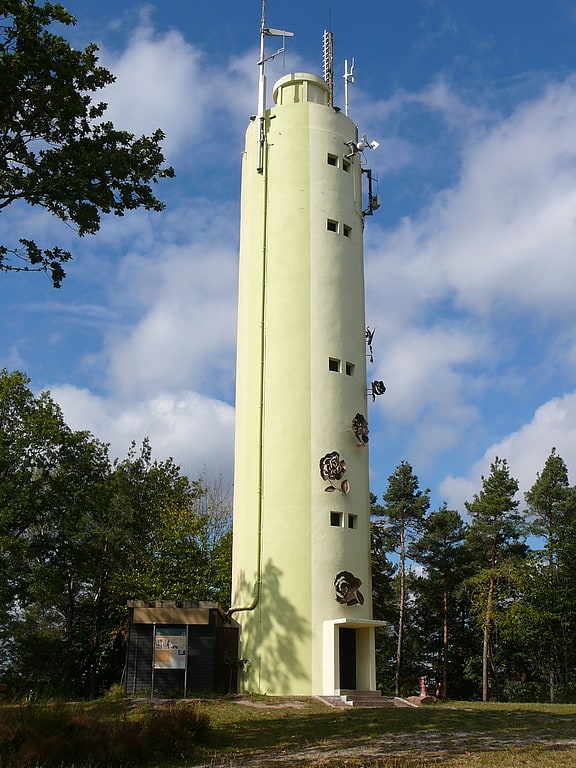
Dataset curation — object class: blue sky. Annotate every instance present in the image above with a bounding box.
[2,0,576,512]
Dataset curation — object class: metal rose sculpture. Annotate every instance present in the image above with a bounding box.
[319,450,350,494]
[334,570,365,606]
[371,380,386,402]
[352,413,369,446]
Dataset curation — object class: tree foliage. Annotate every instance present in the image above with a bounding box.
[0,0,174,286]
[374,461,430,696]
[370,494,397,695]
[411,505,469,698]
[0,369,231,698]
[464,457,525,702]
[370,453,576,703]
[7,364,576,704]
[525,449,575,702]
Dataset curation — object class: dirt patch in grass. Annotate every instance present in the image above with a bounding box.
[233,699,311,710]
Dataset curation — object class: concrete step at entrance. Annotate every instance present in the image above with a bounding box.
[335,690,398,708]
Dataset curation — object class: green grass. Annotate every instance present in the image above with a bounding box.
[2,697,576,767]
[194,697,576,767]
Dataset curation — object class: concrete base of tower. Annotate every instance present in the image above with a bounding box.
[322,618,387,696]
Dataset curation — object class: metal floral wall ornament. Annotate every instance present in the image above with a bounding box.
[319,451,350,494]
[365,326,375,363]
[371,380,386,402]
[352,413,369,445]
[334,570,365,606]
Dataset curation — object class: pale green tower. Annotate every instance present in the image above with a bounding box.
[230,18,383,696]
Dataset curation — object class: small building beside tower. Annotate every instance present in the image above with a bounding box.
[125,601,239,696]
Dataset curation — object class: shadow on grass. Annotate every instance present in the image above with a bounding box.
[199,699,576,764]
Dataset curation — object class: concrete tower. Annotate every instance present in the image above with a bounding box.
[230,14,383,696]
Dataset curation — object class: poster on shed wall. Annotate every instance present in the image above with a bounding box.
[154,628,187,669]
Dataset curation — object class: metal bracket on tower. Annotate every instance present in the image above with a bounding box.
[362,168,381,216]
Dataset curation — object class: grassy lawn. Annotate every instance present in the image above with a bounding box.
[194,697,576,767]
[2,696,576,767]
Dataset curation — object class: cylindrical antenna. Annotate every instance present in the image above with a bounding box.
[323,30,334,107]
[343,57,355,117]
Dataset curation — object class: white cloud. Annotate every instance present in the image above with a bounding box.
[100,200,239,401]
[412,78,490,130]
[364,75,576,482]
[370,321,485,421]
[379,77,576,319]
[440,391,576,510]
[50,383,235,482]
[98,24,208,155]
[97,18,258,164]
[1,345,26,372]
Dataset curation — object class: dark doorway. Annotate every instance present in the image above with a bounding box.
[339,628,357,690]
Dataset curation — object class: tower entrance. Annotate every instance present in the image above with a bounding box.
[339,628,357,690]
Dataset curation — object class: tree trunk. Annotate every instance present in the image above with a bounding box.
[395,529,406,697]
[89,536,109,699]
[482,573,495,702]
[441,584,449,699]
[548,549,556,704]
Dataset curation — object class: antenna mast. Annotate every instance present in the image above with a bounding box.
[323,29,334,107]
[257,0,267,123]
[256,0,294,173]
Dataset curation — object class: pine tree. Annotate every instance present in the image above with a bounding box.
[465,457,525,701]
[526,448,573,701]
[411,505,469,698]
[376,461,429,695]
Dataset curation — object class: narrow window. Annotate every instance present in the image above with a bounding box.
[329,357,341,373]
[327,153,338,167]
[348,514,358,529]
[330,511,343,527]
[343,224,352,238]
[327,218,338,233]
[345,362,355,376]
[342,158,351,172]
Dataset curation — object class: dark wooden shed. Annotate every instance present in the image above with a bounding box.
[125,600,239,696]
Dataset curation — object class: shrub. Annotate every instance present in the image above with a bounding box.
[0,700,210,767]
[105,683,126,700]
[138,702,211,759]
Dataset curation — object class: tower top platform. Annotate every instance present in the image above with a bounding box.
[272,72,331,107]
